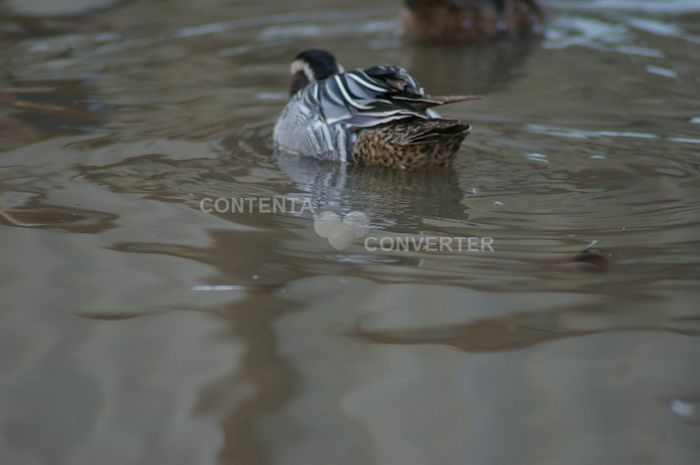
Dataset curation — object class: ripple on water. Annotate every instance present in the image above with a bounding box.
[2,2,700,465]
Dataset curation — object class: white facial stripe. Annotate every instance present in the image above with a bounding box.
[291,58,344,82]
[290,59,315,83]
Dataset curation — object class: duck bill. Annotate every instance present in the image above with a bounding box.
[289,71,310,96]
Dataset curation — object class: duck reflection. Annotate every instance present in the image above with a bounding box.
[401,40,539,94]
[275,150,470,232]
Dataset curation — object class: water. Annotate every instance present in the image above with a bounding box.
[1,1,700,464]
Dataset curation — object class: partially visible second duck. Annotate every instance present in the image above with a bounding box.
[273,49,477,169]
[401,0,544,43]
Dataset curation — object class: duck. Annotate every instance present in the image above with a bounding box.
[401,0,544,43]
[273,49,478,169]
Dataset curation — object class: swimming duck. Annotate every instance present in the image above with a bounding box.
[273,49,477,169]
[401,0,544,43]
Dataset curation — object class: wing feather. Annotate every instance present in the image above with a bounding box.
[302,66,477,129]
[276,64,477,159]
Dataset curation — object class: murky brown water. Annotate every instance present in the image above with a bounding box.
[2,0,700,464]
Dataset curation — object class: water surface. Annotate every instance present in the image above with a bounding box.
[1,1,700,464]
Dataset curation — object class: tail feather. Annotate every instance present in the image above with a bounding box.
[352,118,470,169]
[400,119,470,144]
[393,94,481,110]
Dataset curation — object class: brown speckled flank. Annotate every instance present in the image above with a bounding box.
[401,0,544,43]
[351,118,470,169]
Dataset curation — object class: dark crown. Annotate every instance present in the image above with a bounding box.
[295,49,342,81]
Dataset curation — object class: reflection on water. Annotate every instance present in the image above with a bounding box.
[276,153,468,231]
[1,0,700,464]
[401,41,538,94]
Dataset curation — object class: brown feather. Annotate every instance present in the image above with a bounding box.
[351,118,470,170]
[401,0,544,43]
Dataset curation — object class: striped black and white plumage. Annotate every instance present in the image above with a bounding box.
[273,49,477,168]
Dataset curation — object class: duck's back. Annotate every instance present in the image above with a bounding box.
[401,0,543,43]
[274,67,433,161]
[274,65,476,167]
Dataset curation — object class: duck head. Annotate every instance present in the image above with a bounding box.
[289,49,345,96]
